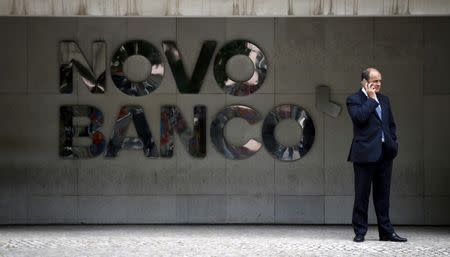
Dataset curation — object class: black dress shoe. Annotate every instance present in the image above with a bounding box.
[380,232,407,242]
[353,234,365,242]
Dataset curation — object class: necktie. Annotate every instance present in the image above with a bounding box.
[376,104,382,119]
[376,104,385,142]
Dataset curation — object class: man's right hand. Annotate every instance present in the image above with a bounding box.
[362,80,376,99]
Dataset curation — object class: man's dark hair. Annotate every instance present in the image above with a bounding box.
[361,69,371,81]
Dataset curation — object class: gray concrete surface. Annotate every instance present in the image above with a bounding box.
[0,17,449,225]
[0,225,449,257]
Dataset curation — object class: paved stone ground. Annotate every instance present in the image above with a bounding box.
[0,225,449,257]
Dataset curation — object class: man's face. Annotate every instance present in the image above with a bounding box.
[368,70,382,92]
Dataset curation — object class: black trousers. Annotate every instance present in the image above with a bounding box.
[352,143,394,237]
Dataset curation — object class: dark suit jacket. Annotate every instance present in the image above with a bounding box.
[347,89,398,163]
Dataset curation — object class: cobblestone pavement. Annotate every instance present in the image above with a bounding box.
[0,225,449,257]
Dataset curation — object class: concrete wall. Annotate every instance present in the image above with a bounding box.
[0,17,449,224]
[2,0,450,16]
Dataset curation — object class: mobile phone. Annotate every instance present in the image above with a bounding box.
[363,79,371,88]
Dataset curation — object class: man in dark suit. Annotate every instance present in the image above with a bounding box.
[347,68,407,243]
